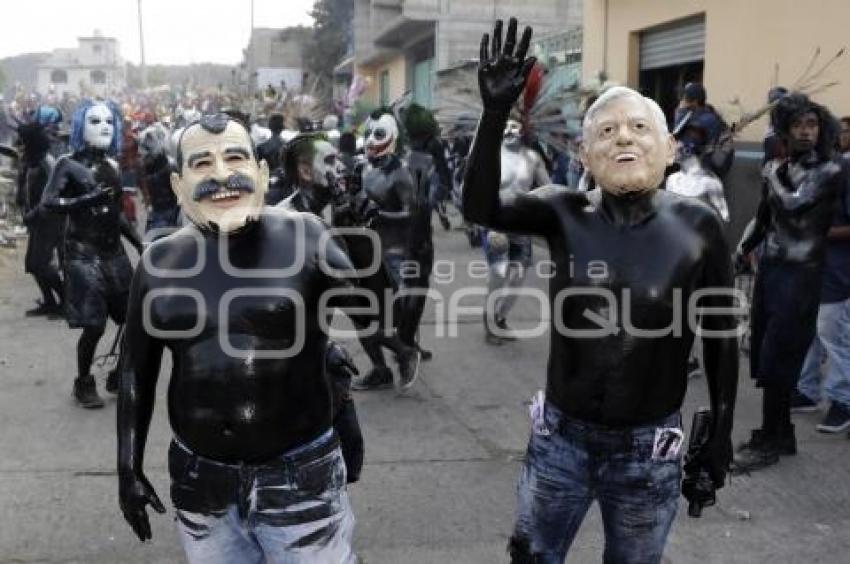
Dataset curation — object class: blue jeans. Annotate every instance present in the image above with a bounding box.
[512,402,682,564]
[169,430,356,564]
[798,299,850,407]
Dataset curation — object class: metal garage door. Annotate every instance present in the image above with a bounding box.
[640,16,705,70]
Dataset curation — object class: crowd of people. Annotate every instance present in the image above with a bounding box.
[1,15,848,564]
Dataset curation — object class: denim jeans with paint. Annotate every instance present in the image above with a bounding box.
[512,402,682,564]
[169,429,356,564]
[798,298,850,407]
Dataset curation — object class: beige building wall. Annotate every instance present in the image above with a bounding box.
[583,0,850,141]
[356,53,408,107]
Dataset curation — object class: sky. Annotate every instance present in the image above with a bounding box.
[0,0,315,65]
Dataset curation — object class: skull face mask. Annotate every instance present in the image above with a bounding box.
[83,103,115,151]
[580,90,675,196]
[364,113,398,160]
[171,117,268,233]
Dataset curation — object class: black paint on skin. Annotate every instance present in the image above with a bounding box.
[739,155,843,265]
[16,123,64,312]
[41,147,142,385]
[42,149,142,258]
[362,152,416,254]
[142,153,178,212]
[464,19,737,485]
[119,211,352,462]
[399,148,436,347]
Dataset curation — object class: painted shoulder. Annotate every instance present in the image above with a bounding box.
[660,188,724,231]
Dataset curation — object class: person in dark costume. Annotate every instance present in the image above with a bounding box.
[400,103,443,359]
[117,114,356,561]
[15,119,65,318]
[137,123,181,232]
[464,19,738,563]
[276,132,419,475]
[733,93,844,472]
[350,108,423,390]
[259,113,287,205]
[41,100,142,408]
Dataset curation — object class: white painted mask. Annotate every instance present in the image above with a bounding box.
[364,114,398,159]
[83,103,115,150]
[171,118,269,233]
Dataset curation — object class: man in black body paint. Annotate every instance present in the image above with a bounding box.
[117,115,356,562]
[463,19,738,563]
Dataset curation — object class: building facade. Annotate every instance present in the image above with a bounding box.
[242,27,311,93]
[582,0,850,142]
[36,33,125,97]
[350,0,583,109]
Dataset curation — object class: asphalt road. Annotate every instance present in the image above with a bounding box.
[0,211,849,563]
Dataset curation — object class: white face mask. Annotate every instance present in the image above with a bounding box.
[580,95,675,196]
[83,104,115,150]
[364,114,398,159]
[311,140,340,188]
[503,119,522,147]
[171,121,268,233]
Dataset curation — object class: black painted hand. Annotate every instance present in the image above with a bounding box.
[478,18,536,114]
[327,340,359,380]
[119,471,166,541]
[687,435,733,489]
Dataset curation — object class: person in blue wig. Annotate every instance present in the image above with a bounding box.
[40,99,143,408]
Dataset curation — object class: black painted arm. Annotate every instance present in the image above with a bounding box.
[695,213,739,488]
[41,157,111,212]
[737,180,770,255]
[117,263,166,541]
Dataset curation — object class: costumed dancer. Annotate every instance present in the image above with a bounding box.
[667,111,731,222]
[733,93,844,472]
[15,116,65,318]
[350,107,422,390]
[118,114,356,561]
[41,100,142,408]
[401,103,445,359]
[137,123,181,232]
[464,19,737,562]
[667,108,731,379]
[483,118,549,345]
[258,113,286,205]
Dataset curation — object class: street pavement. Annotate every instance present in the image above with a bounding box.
[1,211,849,563]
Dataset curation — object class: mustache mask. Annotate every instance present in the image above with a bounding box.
[193,173,255,201]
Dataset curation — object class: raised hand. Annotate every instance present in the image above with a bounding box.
[478,18,536,114]
[119,471,166,541]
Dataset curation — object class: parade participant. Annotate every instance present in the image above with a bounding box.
[464,20,738,562]
[351,107,421,390]
[793,139,850,432]
[41,100,142,408]
[401,103,445,358]
[734,93,844,471]
[15,119,64,318]
[667,111,731,380]
[137,123,180,231]
[668,112,730,222]
[482,118,550,345]
[258,113,287,205]
[361,107,415,287]
[280,133,420,390]
[118,114,356,561]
